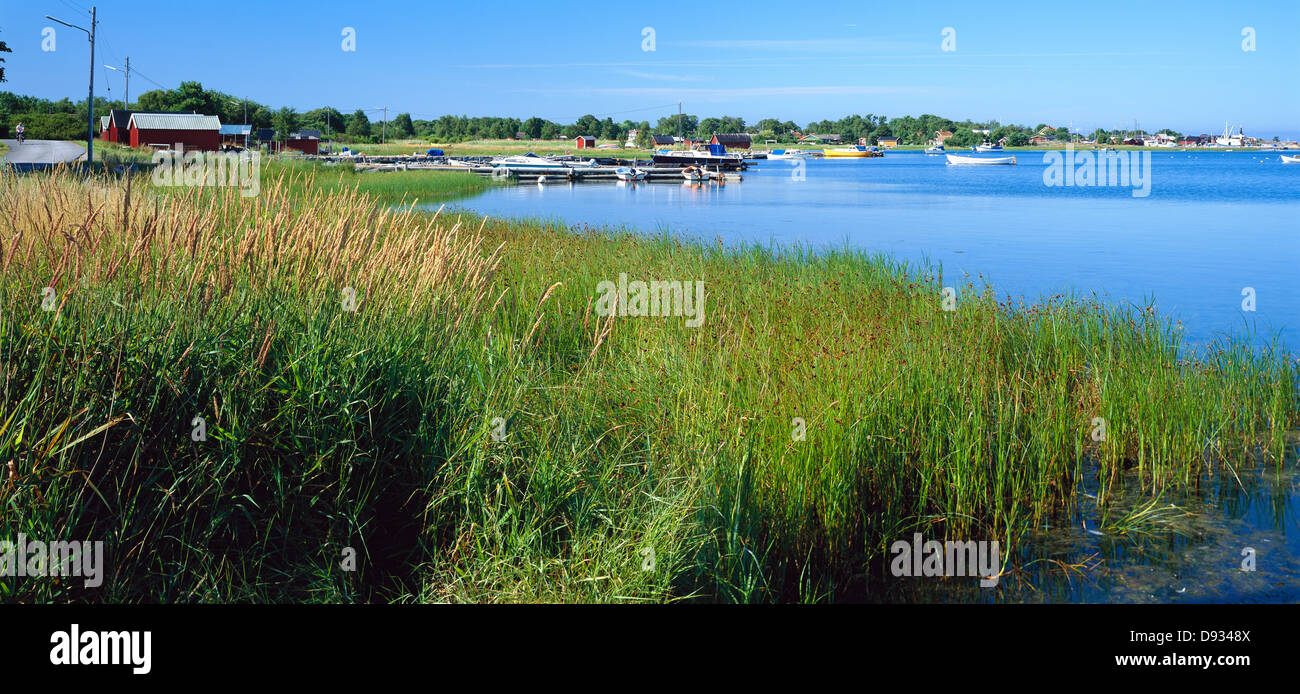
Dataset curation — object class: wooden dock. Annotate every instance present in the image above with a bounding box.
[309,154,749,182]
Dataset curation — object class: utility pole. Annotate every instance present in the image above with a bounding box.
[46,6,96,166]
[381,107,387,144]
[105,56,129,109]
[677,101,682,144]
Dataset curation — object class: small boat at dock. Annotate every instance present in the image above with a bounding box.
[681,166,710,182]
[615,167,648,181]
[946,153,1016,165]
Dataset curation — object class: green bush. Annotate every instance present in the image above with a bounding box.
[11,111,86,140]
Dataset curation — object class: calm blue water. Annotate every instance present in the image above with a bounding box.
[449,150,1300,352]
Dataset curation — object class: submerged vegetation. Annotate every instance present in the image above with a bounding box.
[1,167,1296,603]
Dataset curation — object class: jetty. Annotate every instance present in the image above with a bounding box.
[303,153,752,181]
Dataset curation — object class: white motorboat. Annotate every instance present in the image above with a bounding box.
[681,166,710,182]
[1281,154,1300,164]
[491,153,598,169]
[766,148,816,160]
[615,167,648,181]
[973,142,1004,152]
[946,154,1017,165]
[924,145,946,155]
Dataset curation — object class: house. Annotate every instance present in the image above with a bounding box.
[575,135,597,149]
[128,113,221,151]
[103,109,165,144]
[709,133,752,150]
[931,130,953,146]
[256,128,275,144]
[625,129,640,146]
[651,134,675,147]
[282,130,321,154]
[1029,134,1055,145]
[799,133,842,144]
[219,124,252,148]
[876,136,901,147]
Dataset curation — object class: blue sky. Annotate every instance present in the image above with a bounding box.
[6,0,1299,138]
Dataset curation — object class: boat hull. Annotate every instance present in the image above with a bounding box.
[651,153,745,170]
[823,147,882,158]
[946,154,1017,165]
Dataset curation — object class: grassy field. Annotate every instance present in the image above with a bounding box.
[2,167,1296,603]
[262,159,492,204]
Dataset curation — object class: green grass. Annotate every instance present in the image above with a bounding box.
[259,158,493,204]
[2,168,1296,603]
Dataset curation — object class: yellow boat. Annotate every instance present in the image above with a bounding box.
[822,145,882,158]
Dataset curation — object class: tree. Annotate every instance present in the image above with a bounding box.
[634,128,652,148]
[272,107,299,140]
[522,117,545,139]
[392,112,415,138]
[301,107,346,137]
[347,110,372,140]
[1004,131,1030,147]
[0,27,11,83]
[540,122,559,140]
[656,113,697,138]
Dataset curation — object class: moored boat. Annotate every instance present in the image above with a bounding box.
[767,148,817,160]
[1281,154,1300,164]
[615,167,648,181]
[924,145,946,155]
[681,166,710,182]
[973,142,1004,152]
[823,145,882,158]
[946,154,1017,165]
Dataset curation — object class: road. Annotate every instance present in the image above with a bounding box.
[1,139,87,164]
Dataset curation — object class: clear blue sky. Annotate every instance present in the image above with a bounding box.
[6,0,1299,138]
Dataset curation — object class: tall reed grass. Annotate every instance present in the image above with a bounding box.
[1,167,1295,602]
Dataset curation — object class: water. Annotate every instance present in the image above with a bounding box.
[448,150,1300,351]
[442,150,1300,602]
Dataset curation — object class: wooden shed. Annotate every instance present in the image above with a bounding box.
[575,135,597,149]
[129,113,221,151]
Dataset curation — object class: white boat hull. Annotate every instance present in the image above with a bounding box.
[946,154,1016,166]
[1281,155,1300,164]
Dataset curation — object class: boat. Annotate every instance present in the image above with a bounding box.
[973,142,1003,152]
[1282,155,1300,164]
[681,166,710,182]
[536,175,550,184]
[722,172,743,182]
[924,145,946,155]
[652,146,745,170]
[491,153,597,169]
[615,167,647,181]
[823,145,882,158]
[946,154,1017,166]
[767,148,816,160]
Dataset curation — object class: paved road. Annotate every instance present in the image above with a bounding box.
[1,139,87,164]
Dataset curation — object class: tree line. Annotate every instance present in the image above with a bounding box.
[1,80,1189,145]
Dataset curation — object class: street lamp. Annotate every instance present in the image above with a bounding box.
[105,58,129,110]
[45,7,97,166]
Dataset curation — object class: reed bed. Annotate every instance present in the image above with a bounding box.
[1,168,1296,602]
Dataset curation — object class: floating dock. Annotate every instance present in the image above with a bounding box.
[305,154,751,182]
